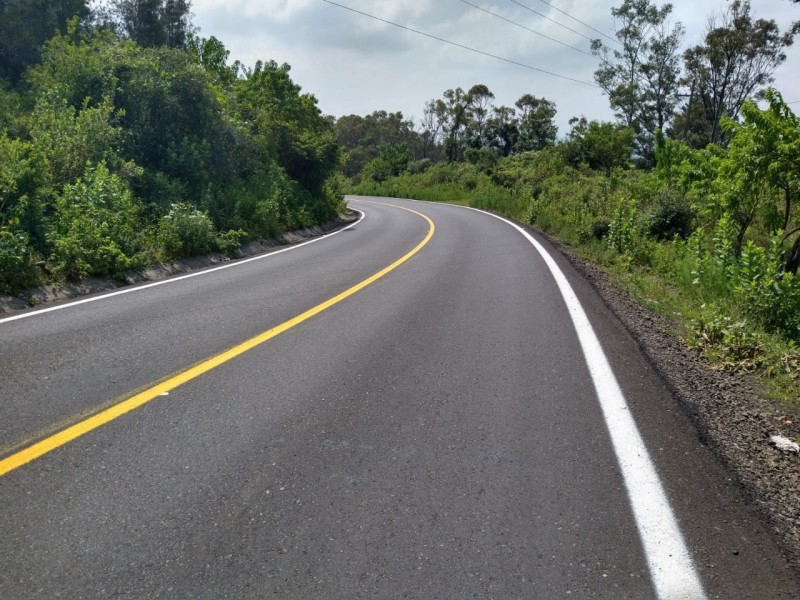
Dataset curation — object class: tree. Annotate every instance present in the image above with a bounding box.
[334,111,416,177]
[486,105,518,157]
[441,87,472,162]
[163,0,192,48]
[0,0,89,82]
[110,0,192,49]
[591,0,684,163]
[561,117,634,173]
[188,35,239,87]
[362,144,410,183]
[466,84,495,148]
[721,89,800,271]
[678,0,794,147]
[415,100,447,160]
[515,95,557,152]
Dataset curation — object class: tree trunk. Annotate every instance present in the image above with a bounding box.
[785,233,800,275]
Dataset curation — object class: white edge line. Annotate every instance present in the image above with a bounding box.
[0,210,366,325]
[452,203,707,600]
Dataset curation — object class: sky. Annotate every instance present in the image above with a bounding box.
[189,0,800,135]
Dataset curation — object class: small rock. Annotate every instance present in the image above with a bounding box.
[770,435,799,453]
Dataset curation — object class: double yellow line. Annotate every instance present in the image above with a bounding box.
[0,203,434,478]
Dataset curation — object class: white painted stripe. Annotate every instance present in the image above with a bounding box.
[461,205,707,600]
[0,211,365,325]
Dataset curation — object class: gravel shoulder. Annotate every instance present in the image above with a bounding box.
[543,230,800,572]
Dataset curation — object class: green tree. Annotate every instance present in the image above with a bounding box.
[334,111,415,177]
[678,1,794,147]
[515,95,557,152]
[188,34,239,87]
[441,87,471,162]
[110,0,192,49]
[486,105,518,157]
[0,0,89,82]
[235,60,341,223]
[414,100,447,161]
[721,89,800,271]
[561,117,634,173]
[466,84,495,148]
[592,0,684,162]
[27,97,123,187]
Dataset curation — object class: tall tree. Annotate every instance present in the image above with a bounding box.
[111,0,192,48]
[561,117,635,174]
[0,0,89,82]
[515,95,557,152]
[441,87,471,162]
[591,0,684,163]
[486,105,518,157]
[677,0,793,147]
[163,0,191,48]
[466,84,495,148]
[722,89,800,272]
[415,99,447,160]
[334,111,416,177]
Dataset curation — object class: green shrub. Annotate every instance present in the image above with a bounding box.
[690,305,764,369]
[647,189,695,240]
[0,227,37,293]
[607,199,638,254]
[48,163,144,280]
[735,237,800,341]
[407,158,433,174]
[216,229,248,256]
[157,202,218,259]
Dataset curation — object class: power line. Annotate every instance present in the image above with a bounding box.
[321,0,599,88]
[533,0,620,45]
[506,0,596,43]
[459,0,595,59]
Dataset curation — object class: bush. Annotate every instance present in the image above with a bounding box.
[735,237,800,341]
[216,229,248,256]
[407,158,433,174]
[647,189,694,240]
[157,202,218,259]
[0,227,37,293]
[464,147,497,174]
[47,163,145,280]
[690,305,764,369]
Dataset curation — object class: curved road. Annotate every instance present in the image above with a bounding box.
[0,197,798,598]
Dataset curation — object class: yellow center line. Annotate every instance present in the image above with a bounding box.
[0,202,434,478]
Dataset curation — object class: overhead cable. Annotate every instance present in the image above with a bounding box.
[506,0,596,43]
[534,0,620,45]
[459,0,595,59]
[321,0,599,88]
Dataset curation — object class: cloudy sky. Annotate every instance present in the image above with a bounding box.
[190,0,800,135]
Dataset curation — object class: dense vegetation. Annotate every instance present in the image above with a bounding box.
[1,0,342,294]
[343,0,800,407]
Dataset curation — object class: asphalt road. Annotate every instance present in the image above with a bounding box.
[1,197,798,599]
